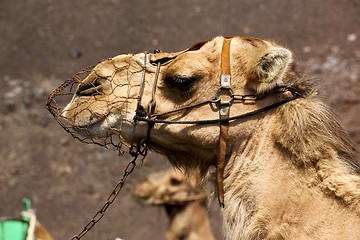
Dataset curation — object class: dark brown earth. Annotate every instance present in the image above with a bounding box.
[1,1,359,239]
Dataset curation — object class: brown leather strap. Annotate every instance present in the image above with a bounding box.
[217,37,232,207]
[221,38,232,76]
[148,39,212,64]
[217,119,229,208]
[147,37,233,207]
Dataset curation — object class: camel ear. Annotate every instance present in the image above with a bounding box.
[250,48,292,93]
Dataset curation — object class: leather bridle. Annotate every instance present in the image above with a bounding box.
[131,37,300,207]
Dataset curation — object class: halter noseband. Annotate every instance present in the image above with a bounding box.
[132,37,300,207]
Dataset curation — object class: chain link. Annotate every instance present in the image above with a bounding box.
[70,143,147,240]
[231,93,258,101]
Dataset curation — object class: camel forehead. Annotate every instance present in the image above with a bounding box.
[160,37,273,77]
[112,37,271,64]
[180,36,270,59]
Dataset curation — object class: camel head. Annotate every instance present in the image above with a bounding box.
[133,168,206,206]
[48,36,295,170]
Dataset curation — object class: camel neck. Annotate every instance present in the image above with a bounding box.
[221,115,276,239]
[221,109,360,239]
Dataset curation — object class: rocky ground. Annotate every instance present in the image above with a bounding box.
[1,1,359,239]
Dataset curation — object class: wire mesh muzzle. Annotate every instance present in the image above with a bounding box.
[46,59,140,155]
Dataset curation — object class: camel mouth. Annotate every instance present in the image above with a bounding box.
[76,116,104,129]
[65,111,126,138]
[59,97,107,127]
[61,109,108,129]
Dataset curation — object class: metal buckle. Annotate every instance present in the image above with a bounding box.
[216,75,234,116]
[221,74,231,88]
[219,103,230,116]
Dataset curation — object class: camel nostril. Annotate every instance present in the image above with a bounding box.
[76,79,106,96]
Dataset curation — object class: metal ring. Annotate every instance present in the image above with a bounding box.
[215,86,235,101]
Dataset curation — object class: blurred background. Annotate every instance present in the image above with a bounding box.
[1,0,359,239]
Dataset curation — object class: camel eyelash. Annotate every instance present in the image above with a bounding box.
[165,75,202,92]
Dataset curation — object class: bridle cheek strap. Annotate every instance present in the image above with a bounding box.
[217,37,232,208]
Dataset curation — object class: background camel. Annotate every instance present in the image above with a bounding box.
[51,35,360,239]
[133,168,215,240]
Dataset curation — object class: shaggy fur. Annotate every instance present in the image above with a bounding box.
[61,36,360,239]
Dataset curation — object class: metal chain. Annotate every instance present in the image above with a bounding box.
[70,143,147,240]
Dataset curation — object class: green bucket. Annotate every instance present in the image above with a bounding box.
[0,218,29,240]
[0,198,33,240]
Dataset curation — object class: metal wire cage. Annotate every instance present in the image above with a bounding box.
[46,56,143,155]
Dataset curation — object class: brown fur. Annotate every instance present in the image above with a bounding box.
[61,36,360,239]
[35,222,54,240]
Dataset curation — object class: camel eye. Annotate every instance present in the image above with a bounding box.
[165,75,202,92]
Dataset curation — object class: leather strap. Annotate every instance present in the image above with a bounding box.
[221,38,232,76]
[217,37,232,207]
[217,120,228,208]
[148,39,211,64]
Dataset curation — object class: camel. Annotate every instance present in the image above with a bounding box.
[53,36,360,239]
[133,168,215,240]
